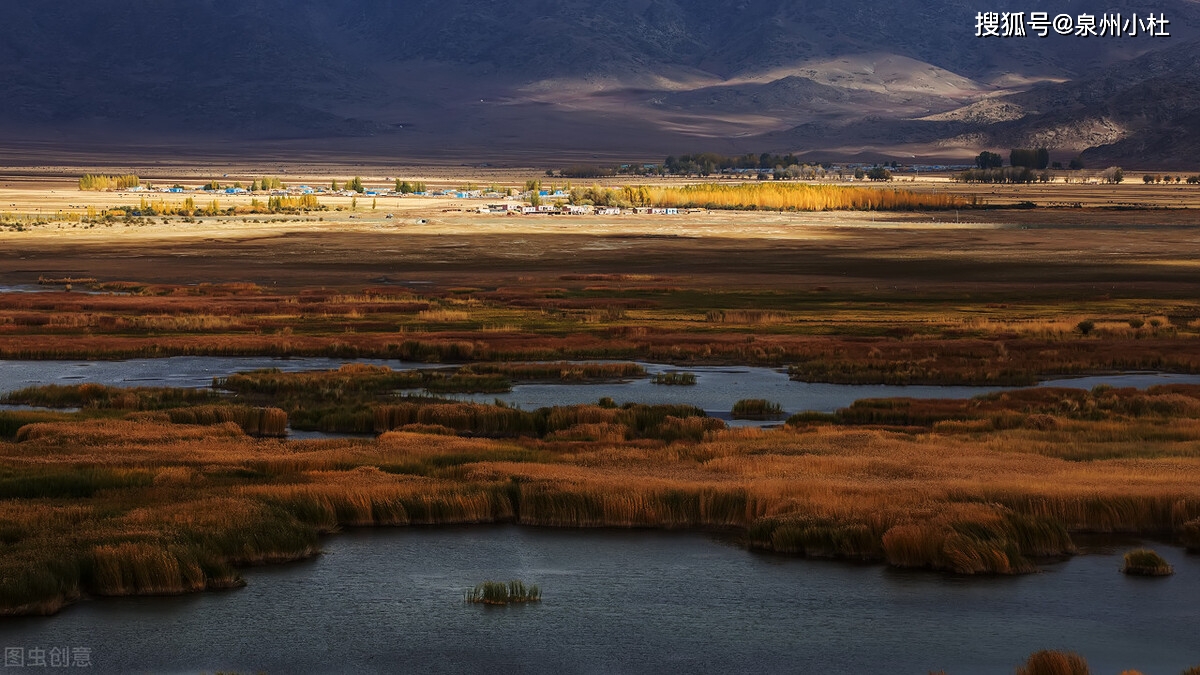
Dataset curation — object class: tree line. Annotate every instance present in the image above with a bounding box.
[976,149,1085,171]
[1144,174,1200,184]
[395,180,428,193]
[664,153,812,176]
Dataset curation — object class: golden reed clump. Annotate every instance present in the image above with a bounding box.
[1015,650,1090,675]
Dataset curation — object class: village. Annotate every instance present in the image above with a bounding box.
[114,181,695,216]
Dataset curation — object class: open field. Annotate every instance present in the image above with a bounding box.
[2,170,1200,618]
[3,167,1200,221]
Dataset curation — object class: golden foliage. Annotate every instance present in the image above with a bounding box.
[1016,650,1091,675]
[5,385,1200,614]
[78,174,139,191]
[642,182,968,211]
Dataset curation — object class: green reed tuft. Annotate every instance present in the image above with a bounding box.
[465,580,541,605]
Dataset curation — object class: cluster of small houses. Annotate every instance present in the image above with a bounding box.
[129,184,352,197]
[476,203,683,216]
[121,183,688,215]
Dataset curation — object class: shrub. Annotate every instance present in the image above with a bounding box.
[731,399,784,420]
[1121,549,1173,576]
[1181,518,1200,551]
[1015,650,1090,675]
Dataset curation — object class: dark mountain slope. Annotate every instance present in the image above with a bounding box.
[1,1,1198,162]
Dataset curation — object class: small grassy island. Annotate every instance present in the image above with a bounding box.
[465,580,541,605]
[1121,549,1174,577]
[731,398,784,420]
[651,372,697,386]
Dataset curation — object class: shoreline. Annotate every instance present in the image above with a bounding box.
[6,517,1193,620]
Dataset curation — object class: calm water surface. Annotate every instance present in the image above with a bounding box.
[1,527,1196,674]
[5,358,1200,425]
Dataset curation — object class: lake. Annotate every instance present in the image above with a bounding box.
[2,526,1196,674]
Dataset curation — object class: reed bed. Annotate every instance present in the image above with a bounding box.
[4,302,1200,387]
[215,365,424,395]
[422,373,512,394]
[1121,549,1173,576]
[516,484,765,528]
[706,310,789,325]
[4,278,1200,390]
[465,580,540,605]
[166,406,288,437]
[0,410,74,440]
[1182,517,1200,551]
[5,383,1200,614]
[652,372,697,386]
[1016,650,1091,675]
[731,399,784,420]
[790,385,1200,432]
[375,401,719,441]
[248,480,515,528]
[3,383,220,410]
[418,309,471,322]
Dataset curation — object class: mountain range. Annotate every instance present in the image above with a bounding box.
[2,0,1199,166]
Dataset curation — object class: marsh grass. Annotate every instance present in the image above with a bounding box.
[0,410,76,439]
[4,383,1200,615]
[706,309,789,325]
[3,383,220,410]
[419,309,471,322]
[1121,549,1173,576]
[0,466,154,499]
[216,365,424,395]
[167,405,288,437]
[1182,518,1200,551]
[465,580,541,605]
[423,373,512,394]
[211,364,648,430]
[876,510,1074,574]
[1016,650,1091,675]
[790,385,1200,432]
[731,399,784,420]
[652,372,697,386]
[4,297,1200,389]
[375,401,719,441]
[749,515,886,560]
